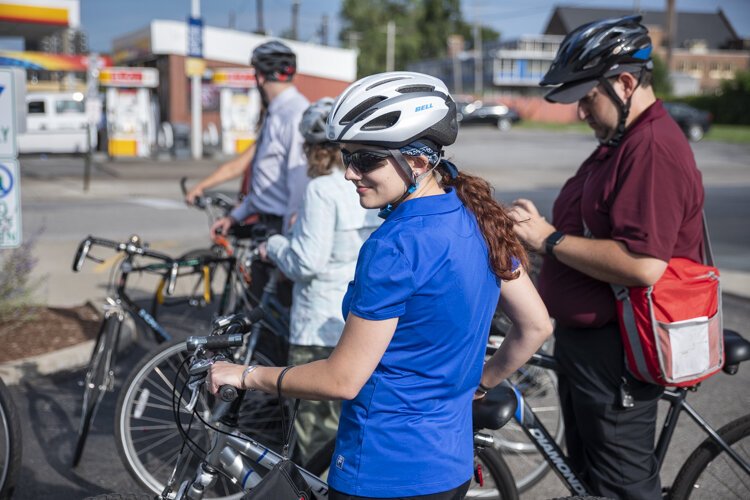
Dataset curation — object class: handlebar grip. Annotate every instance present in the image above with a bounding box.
[186,333,245,351]
[72,238,92,272]
[219,385,238,402]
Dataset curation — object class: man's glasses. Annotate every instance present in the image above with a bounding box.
[341,149,392,174]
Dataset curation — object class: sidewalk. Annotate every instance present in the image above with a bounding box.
[2,153,748,384]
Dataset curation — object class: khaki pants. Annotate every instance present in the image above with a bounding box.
[288,345,341,466]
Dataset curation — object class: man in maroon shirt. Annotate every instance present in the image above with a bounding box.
[510,16,705,499]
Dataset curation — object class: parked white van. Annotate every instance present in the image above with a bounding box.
[17,92,97,154]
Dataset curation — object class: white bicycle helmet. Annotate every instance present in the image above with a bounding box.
[299,97,335,144]
[326,71,457,148]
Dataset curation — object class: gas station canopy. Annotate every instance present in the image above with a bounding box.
[0,0,80,46]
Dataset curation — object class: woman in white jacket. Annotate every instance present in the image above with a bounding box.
[260,98,381,465]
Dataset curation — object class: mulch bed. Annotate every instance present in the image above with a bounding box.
[0,303,101,363]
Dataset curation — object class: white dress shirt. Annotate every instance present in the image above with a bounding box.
[230,86,310,230]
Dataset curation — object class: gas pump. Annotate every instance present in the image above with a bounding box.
[212,69,261,156]
[99,67,159,157]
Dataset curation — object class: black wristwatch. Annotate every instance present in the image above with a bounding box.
[544,231,566,258]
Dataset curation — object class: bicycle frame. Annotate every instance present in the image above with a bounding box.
[170,419,329,499]
[114,253,235,344]
[504,351,750,495]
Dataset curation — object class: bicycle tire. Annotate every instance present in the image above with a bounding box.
[669,413,750,499]
[470,447,519,500]
[485,335,562,493]
[0,378,22,500]
[115,339,280,498]
[72,313,121,467]
[305,440,519,499]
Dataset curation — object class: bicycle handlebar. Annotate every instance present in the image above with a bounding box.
[72,235,180,295]
[181,176,234,213]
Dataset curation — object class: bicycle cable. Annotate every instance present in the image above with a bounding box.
[171,355,208,457]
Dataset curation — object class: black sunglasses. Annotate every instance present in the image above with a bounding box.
[341,149,392,174]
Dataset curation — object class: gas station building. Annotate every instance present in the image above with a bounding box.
[1,1,357,157]
[112,21,358,145]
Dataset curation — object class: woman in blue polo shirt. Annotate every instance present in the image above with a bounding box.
[210,72,552,499]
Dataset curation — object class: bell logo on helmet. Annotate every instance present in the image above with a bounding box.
[415,103,433,112]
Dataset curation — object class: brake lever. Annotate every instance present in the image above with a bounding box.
[185,376,204,413]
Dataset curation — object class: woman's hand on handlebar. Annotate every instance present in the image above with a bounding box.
[208,361,245,394]
[210,216,236,240]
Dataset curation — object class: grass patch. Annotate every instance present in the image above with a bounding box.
[704,125,750,144]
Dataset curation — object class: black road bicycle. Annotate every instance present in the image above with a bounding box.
[114,231,292,496]
[0,376,21,500]
[71,234,234,466]
[486,328,750,499]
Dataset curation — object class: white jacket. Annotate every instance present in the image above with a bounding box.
[266,169,381,347]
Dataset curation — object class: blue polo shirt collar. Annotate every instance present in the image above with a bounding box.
[386,188,462,222]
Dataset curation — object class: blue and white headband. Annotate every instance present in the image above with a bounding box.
[399,141,440,166]
[399,141,459,179]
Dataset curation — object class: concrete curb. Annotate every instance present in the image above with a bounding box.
[0,339,94,385]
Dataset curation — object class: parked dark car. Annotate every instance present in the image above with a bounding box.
[456,100,521,131]
[664,102,712,142]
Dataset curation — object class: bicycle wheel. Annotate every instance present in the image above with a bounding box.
[72,313,121,467]
[0,378,22,500]
[467,447,519,499]
[485,335,563,493]
[670,413,750,499]
[115,339,281,498]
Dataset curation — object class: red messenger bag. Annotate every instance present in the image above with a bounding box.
[611,216,724,387]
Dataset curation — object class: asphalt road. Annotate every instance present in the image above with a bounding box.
[6,126,750,499]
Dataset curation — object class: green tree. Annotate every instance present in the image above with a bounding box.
[339,0,499,77]
[651,53,672,97]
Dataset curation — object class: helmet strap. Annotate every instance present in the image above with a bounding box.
[377,149,422,219]
[599,77,629,147]
[598,70,645,147]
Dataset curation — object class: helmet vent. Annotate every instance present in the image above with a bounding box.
[397,84,435,94]
[339,96,386,125]
[366,76,408,91]
[361,111,401,131]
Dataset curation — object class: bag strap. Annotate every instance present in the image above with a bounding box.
[701,211,715,267]
[276,366,300,459]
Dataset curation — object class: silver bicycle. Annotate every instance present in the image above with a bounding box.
[157,314,520,500]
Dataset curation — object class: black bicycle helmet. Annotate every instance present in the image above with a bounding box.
[541,15,653,104]
[251,40,296,82]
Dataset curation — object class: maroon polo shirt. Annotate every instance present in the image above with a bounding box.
[538,100,705,328]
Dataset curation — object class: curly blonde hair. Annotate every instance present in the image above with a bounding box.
[305,143,343,178]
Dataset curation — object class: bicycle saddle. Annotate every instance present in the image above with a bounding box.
[723,329,750,375]
[472,385,518,431]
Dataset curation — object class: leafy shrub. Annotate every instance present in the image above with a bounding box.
[0,238,42,323]
[675,70,750,125]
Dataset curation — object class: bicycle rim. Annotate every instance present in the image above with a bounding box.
[72,315,119,466]
[115,340,280,499]
[466,447,519,499]
[0,379,22,499]
[670,414,750,499]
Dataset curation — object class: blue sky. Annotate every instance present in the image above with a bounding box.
[2,0,750,52]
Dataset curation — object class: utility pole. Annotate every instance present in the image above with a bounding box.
[255,0,266,35]
[291,1,300,40]
[665,0,676,74]
[473,21,483,97]
[320,14,329,46]
[190,0,202,159]
[386,20,395,72]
